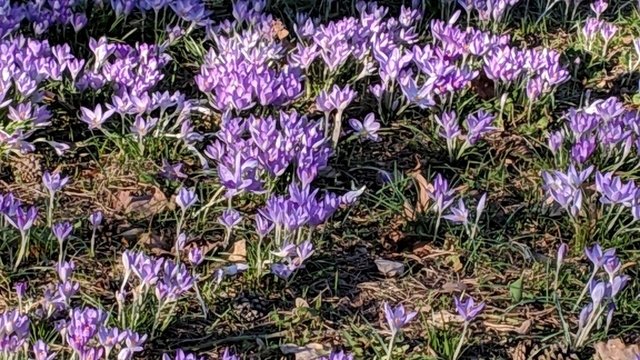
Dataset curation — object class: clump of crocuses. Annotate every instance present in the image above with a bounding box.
[553,243,629,348]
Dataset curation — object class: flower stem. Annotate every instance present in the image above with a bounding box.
[89,228,96,257]
[385,331,397,360]
[452,322,469,360]
[573,267,598,311]
[13,231,29,270]
[47,194,54,227]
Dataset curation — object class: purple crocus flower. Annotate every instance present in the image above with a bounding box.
[428,173,456,214]
[52,221,73,244]
[160,159,187,181]
[15,282,26,300]
[348,113,380,142]
[547,130,564,155]
[327,84,357,113]
[603,256,621,280]
[582,18,603,41]
[383,302,417,334]
[33,339,55,360]
[454,295,485,322]
[319,351,354,360]
[570,136,596,164]
[130,115,158,139]
[557,243,568,270]
[271,263,294,280]
[79,104,116,130]
[98,327,125,358]
[589,280,607,305]
[584,244,616,269]
[89,211,103,229]
[218,209,242,230]
[443,198,469,224]
[255,214,274,238]
[222,348,240,360]
[163,349,204,360]
[43,171,69,195]
[600,23,617,43]
[272,240,297,258]
[57,261,75,283]
[610,274,629,298]
[435,111,461,141]
[176,187,198,211]
[465,109,496,145]
[595,171,636,207]
[6,206,38,234]
[590,0,608,18]
[188,247,204,266]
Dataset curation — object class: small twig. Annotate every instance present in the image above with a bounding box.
[188,331,289,351]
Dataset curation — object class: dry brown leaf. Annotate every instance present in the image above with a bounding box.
[226,239,246,262]
[440,281,467,293]
[482,319,531,335]
[428,310,464,328]
[295,298,309,309]
[409,171,434,214]
[271,20,289,40]
[593,338,640,360]
[280,343,326,360]
[137,232,172,256]
[374,259,404,277]
[447,254,464,272]
[115,187,169,218]
[403,200,416,221]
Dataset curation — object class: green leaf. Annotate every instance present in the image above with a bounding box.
[509,276,524,303]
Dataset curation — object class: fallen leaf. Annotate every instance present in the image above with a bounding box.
[447,254,464,272]
[115,186,169,218]
[403,200,416,221]
[428,310,464,329]
[409,171,433,215]
[295,298,310,309]
[482,319,531,335]
[593,338,640,360]
[374,259,404,277]
[280,343,327,360]
[138,232,172,256]
[226,239,246,262]
[439,281,467,293]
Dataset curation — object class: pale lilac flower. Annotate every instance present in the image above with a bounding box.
[383,302,417,334]
[454,295,485,322]
[79,104,116,130]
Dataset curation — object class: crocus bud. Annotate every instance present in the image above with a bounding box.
[176,233,187,252]
[557,243,568,270]
[15,282,26,300]
[89,211,103,229]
